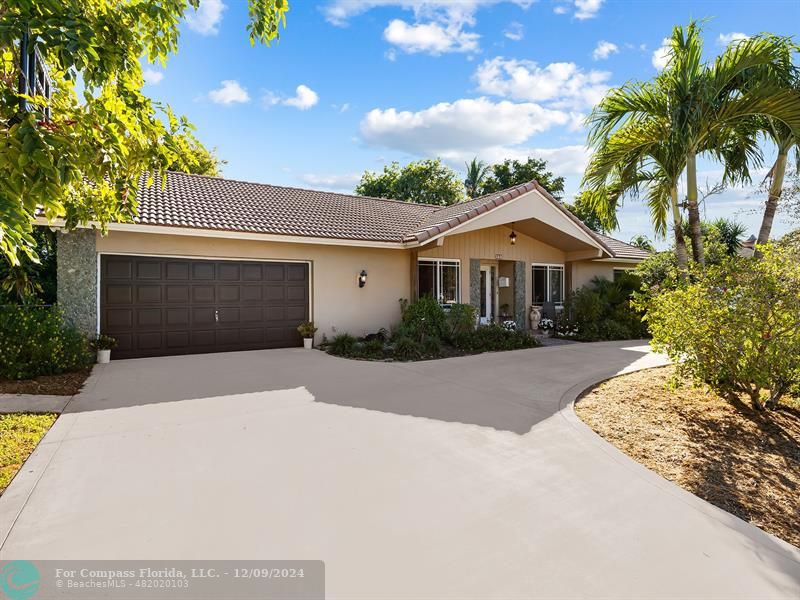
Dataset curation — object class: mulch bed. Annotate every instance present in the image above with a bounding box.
[0,369,91,396]
[575,366,800,549]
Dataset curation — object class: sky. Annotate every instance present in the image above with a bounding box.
[141,0,800,248]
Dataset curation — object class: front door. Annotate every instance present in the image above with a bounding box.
[479,266,493,325]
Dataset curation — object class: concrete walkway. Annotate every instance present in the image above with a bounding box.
[1,342,798,598]
[0,394,72,413]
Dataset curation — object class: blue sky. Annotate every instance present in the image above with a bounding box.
[142,0,800,247]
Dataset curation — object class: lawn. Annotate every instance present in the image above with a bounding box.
[0,413,58,495]
[576,366,799,548]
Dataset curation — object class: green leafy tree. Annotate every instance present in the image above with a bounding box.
[167,134,227,177]
[563,192,606,233]
[481,157,565,198]
[464,157,489,199]
[355,159,464,205]
[0,0,288,265]
[642,243,800,411]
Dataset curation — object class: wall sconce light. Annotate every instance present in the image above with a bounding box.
[509,223,517,246]
[358,270,368,288]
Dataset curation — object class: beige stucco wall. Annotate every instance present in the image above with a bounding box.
[570,260,636,290]
[95,230,411,342]
[418,226,566,309]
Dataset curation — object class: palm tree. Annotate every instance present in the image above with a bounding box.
[585,21,800,267]
[464,157,489,199]
[754,120,799,256]
[630,234,656,252]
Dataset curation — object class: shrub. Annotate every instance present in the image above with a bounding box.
[561,273,646,341]
[453,324,538,353]
[327,333,358,357]
[358,338,387,360]
[0,306,92,380]
[642,243,800,411]
[398,295,449,343]
[297,321,318,338]
[392,336,424,361]
[446,303,477,337]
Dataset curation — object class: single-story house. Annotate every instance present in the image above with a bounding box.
[42,171,649,359]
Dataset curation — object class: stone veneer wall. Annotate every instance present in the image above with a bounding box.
[57,229,97,336]
[469,259,481,311]
[514,260,527,329]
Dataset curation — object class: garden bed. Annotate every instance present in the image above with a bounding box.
[576,366,799,548]
[0,369,91,396]
[0,413,58,495]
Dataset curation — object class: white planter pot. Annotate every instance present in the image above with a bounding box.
[97,349,111,364]
[303,338,313,350]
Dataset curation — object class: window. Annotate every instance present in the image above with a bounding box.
[613,268,631,281]
[532,264,565,305]
[418,259,460,305]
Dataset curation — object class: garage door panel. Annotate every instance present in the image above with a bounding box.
[101,255,309,358]
[106,285,133,305]
[192,286,215,303]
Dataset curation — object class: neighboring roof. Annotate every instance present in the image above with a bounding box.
[592,233,651,260]
[126,171,645,260]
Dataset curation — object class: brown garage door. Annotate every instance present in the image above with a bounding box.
[101,255,309,359]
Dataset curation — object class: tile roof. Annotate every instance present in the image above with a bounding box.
[592,233,652,260]
[128,171,646,260]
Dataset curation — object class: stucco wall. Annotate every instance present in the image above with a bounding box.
[570,261,636,290]
[56,229,97,336]
[95,230,411,342]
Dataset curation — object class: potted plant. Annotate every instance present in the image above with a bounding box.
[92,334,117,364]
[297,321,318,349]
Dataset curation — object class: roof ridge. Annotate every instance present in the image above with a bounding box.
[160,170,441,210]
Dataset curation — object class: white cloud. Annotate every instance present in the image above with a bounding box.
[718,32,749,46]
[208,80,250,105]
[283,85,319,110]
[592,40,618,61]
[324,1,535,56]
[553,5,568,14]
[651,38,672,70]
[186,0,226,35]
[263,85,320,110]
[474,57,611,110]
[142,69,164,85]
[301,173,361,193]
[574,0,603,19]
[384,18,479,54]
[360,97,570,158]
[504,22,524,41]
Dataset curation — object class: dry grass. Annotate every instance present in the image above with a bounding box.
[576,366,800,548]
[0,369,90,396]
[0,413,58,495]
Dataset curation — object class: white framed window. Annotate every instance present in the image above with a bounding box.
[532,264,564,306]
[613,268,633,281]
[418,258,460,305]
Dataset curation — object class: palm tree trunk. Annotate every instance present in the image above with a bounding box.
[685,150,705,264]
[670,186,689,273]
[754,150,788,258]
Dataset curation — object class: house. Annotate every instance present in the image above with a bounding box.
[44,171,649,359]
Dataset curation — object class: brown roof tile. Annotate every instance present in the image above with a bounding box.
[128,171,645,261]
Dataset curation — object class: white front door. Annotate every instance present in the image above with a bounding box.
[479,266,493,325]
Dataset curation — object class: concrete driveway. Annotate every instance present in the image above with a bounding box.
[1,341,798,598]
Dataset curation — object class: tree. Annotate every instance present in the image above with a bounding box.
[355,159,464,206]
[0,0,288,265]
[630,235,656,252]
[563,193,606,233]
[481,157,565,198]
[584,21,800,269]
[464,157,489,199]
[167,134,227,177]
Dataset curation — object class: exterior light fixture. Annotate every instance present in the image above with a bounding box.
[358,270,367,288]
[509,223,517,246]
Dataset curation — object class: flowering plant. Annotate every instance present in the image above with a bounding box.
[539,317,554,330]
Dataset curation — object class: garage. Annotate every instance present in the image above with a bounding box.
[100,255,310,359]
